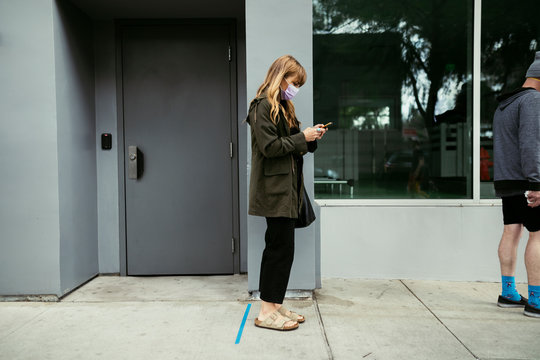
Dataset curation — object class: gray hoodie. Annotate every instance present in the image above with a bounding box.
[493,87,540,197]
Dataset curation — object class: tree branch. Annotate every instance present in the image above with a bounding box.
[406,66,427,120]
[402,37,429,73]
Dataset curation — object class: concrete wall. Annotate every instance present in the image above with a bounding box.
[53,0,99,295]
[319,204,528,282]
[246,0,318,291]
[0,0,62,295]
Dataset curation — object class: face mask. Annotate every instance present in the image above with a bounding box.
[281,82,299,101]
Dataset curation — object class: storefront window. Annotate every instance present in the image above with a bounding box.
[480,1,540,198]
[313,0,473,199]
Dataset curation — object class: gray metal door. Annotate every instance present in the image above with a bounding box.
[121,23,234,275]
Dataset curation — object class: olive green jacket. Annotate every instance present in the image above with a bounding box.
[246,95,314,218]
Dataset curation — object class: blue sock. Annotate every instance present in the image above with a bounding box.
[528,285,540,309]
[501,276,521,301]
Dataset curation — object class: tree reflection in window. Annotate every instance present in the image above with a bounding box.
[313,0,474,199]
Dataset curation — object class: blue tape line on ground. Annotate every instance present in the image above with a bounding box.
[235,303,251,344]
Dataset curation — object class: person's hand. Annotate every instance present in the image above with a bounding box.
[303,127,320,141]
[303,124,328,141]
[314,124,328,139]
[526,190,540,207]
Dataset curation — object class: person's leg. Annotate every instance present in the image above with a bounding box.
[258,222,281,320]
[522,200,540,316]
[525,231,540,310]
[258,217,296,326]
[525,231,540,284]
[498,224,523,276]
[498,224,523,302]
[498,196,525,304]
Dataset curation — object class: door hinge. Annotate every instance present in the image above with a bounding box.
[230,142,233,158]
[228,46,232,62]
[232,238,235,253]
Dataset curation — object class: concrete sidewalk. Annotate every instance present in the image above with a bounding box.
[0,275,538,360]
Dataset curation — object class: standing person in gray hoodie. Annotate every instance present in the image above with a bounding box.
[494,51,540,318]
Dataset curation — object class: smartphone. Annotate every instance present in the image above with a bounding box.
[322,122,333,128]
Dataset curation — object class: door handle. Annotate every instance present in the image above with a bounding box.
[128,145,140,179]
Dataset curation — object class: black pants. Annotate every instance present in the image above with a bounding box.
[259,217,296,304]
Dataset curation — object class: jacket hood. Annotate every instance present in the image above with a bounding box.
[245,94,266,124]
[497,87,536,110]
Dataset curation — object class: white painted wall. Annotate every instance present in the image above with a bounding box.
[0,0,61,295]
[246,0,318,291]
[319,204,528,282]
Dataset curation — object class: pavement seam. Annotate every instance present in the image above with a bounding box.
[313,292,334,360]
[399,280,480,360]
[0,307,51,342]
[60,299,251,303]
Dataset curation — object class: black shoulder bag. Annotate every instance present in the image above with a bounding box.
[295,188,316,228]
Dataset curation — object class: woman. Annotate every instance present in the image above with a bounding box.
[246,55,327,331]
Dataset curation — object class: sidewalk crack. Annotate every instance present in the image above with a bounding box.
[399,280,479,360]
[0,307,51,341]
[313,292,334,360]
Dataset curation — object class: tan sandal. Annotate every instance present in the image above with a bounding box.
[254,310,299,331]
[277,305,305,323]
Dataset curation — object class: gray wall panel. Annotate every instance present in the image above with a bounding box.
[236,21,248,273]
[246,0,318,291]
[94,22,120,274]
[53,0,98,295]
[0,0,61,295]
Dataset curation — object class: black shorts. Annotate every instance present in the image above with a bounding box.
[502,194,540,232]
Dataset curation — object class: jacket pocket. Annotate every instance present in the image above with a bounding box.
[264,157,290,176]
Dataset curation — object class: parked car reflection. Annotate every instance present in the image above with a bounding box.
[383,150,413,180]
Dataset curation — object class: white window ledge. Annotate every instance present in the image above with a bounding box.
[314,198,501,207]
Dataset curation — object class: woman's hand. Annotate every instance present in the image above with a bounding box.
[303,124,328,141]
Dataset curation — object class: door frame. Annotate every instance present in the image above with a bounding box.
[114,19,240,276]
